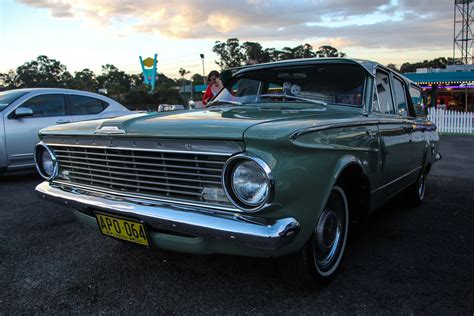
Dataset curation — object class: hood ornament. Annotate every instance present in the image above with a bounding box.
[94,126,126,135]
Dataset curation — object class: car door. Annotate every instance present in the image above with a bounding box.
[408,86,431,172]
[392,76,422,185]
[68,94,109,122]
[4,93,71,167]
[370,69,413,197]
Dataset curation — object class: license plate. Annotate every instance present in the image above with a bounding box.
[96,212,150,246]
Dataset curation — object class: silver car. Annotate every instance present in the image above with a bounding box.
[0,88,131,173]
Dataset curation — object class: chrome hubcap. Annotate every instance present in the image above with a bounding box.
[314,208,342,268]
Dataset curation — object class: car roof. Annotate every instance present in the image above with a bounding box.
[9,88,104,95]
[231,57,417,87]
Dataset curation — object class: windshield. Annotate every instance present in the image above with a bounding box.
[0,90,29,111]
[212,64,366,107]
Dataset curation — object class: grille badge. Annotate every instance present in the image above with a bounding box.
[94,126,126,135]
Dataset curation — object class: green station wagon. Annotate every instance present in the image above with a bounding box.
[35,58,440,288]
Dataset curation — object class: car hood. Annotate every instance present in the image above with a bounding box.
[39,106,362,141]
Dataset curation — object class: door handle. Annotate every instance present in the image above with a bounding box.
[366,130,377,138]
[56,119,70,124]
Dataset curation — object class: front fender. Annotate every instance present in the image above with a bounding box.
[244,129,375,255]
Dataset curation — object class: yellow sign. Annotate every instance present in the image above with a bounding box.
[143,57,155,68]
[96,213,150,246]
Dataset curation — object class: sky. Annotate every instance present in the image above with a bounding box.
[0,0,453,79]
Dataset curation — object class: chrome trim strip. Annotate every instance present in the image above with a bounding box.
[35,181,299,250]
[63,167,221,185]
[58,161,222,179]
[290,120,379,140]
[55,154,222,172]
[46,143,233,157]
[289,118,427,140]
[34,142,59,181]
[371,166,422,193]
[52,180,240,212]
[53,149,226,164]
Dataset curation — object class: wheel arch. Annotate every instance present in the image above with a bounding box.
[328,156,371,227]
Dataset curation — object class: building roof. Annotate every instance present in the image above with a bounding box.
[404,71,474,85]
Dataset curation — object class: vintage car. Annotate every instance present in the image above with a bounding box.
[34,58,440,288]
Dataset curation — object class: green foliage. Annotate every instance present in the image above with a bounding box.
[69,68,99,91]
[191,73,205,84]
[97,64,131,94]
[386,63,400,72]
[178,68,190,78]
[212,38,346,69]
[316,45,346,58]
[241,42,271,63]
[400,57,455,73]
[14,55,72,88]
[212,38,246,69]
[0,70,18,90]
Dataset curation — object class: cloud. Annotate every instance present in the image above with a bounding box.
[16,0,453,51]
[18,0,73,18]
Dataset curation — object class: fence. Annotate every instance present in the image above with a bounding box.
[427,108,474,134]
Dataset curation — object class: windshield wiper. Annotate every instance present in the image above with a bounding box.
[258,94,328,107]
[206,99,242,107]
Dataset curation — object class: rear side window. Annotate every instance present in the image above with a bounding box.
[409,86,426,117]
[19,94,66,117]
[393,78,409,117]
[69,95,107,115]
[373,71,395,114]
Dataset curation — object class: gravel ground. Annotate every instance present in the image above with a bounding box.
[0,136,473,314]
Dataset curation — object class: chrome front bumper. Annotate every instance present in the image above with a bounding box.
[35,181,300,251]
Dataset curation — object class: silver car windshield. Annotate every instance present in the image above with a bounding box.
[0,90,29,111]
[212,64,366,108]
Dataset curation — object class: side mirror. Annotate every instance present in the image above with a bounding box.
[14,107,34,118]
[188,100,195,109]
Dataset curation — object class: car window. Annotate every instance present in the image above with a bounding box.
[214,64,366,107]
[373,71,395,114]
[69,95,107,115]
[393,77,408,117]
[19,94,66,117]
[409,86,427,117]
[0,90,29,111]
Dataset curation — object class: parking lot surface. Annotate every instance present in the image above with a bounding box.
[1,136,473,314]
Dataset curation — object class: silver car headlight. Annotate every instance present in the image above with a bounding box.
[34,143,58,180]
[223,155,273,211]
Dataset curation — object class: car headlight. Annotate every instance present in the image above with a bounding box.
[34,143,58,180]
[223,155,273,211]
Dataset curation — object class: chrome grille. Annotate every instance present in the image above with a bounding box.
[49,144,233,207]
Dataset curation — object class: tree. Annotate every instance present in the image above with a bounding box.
[241,41,271,63]
[178,68,190,94]
[399,57,455,73]
[386,63,400,72]
[0,70,19,90]
[316,45,346,57]
[212,38,246,69]
[191,73,205,85]
[213,39,348,68]
[69,68,99,91]
[97,64,131,95]
[15,55,72,88]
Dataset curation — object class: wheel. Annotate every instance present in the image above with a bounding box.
[279,185,349,289]
[407,169,426,206]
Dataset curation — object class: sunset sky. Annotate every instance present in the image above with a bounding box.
[0,0,453,79]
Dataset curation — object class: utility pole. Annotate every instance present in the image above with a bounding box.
[200,54,206,84]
